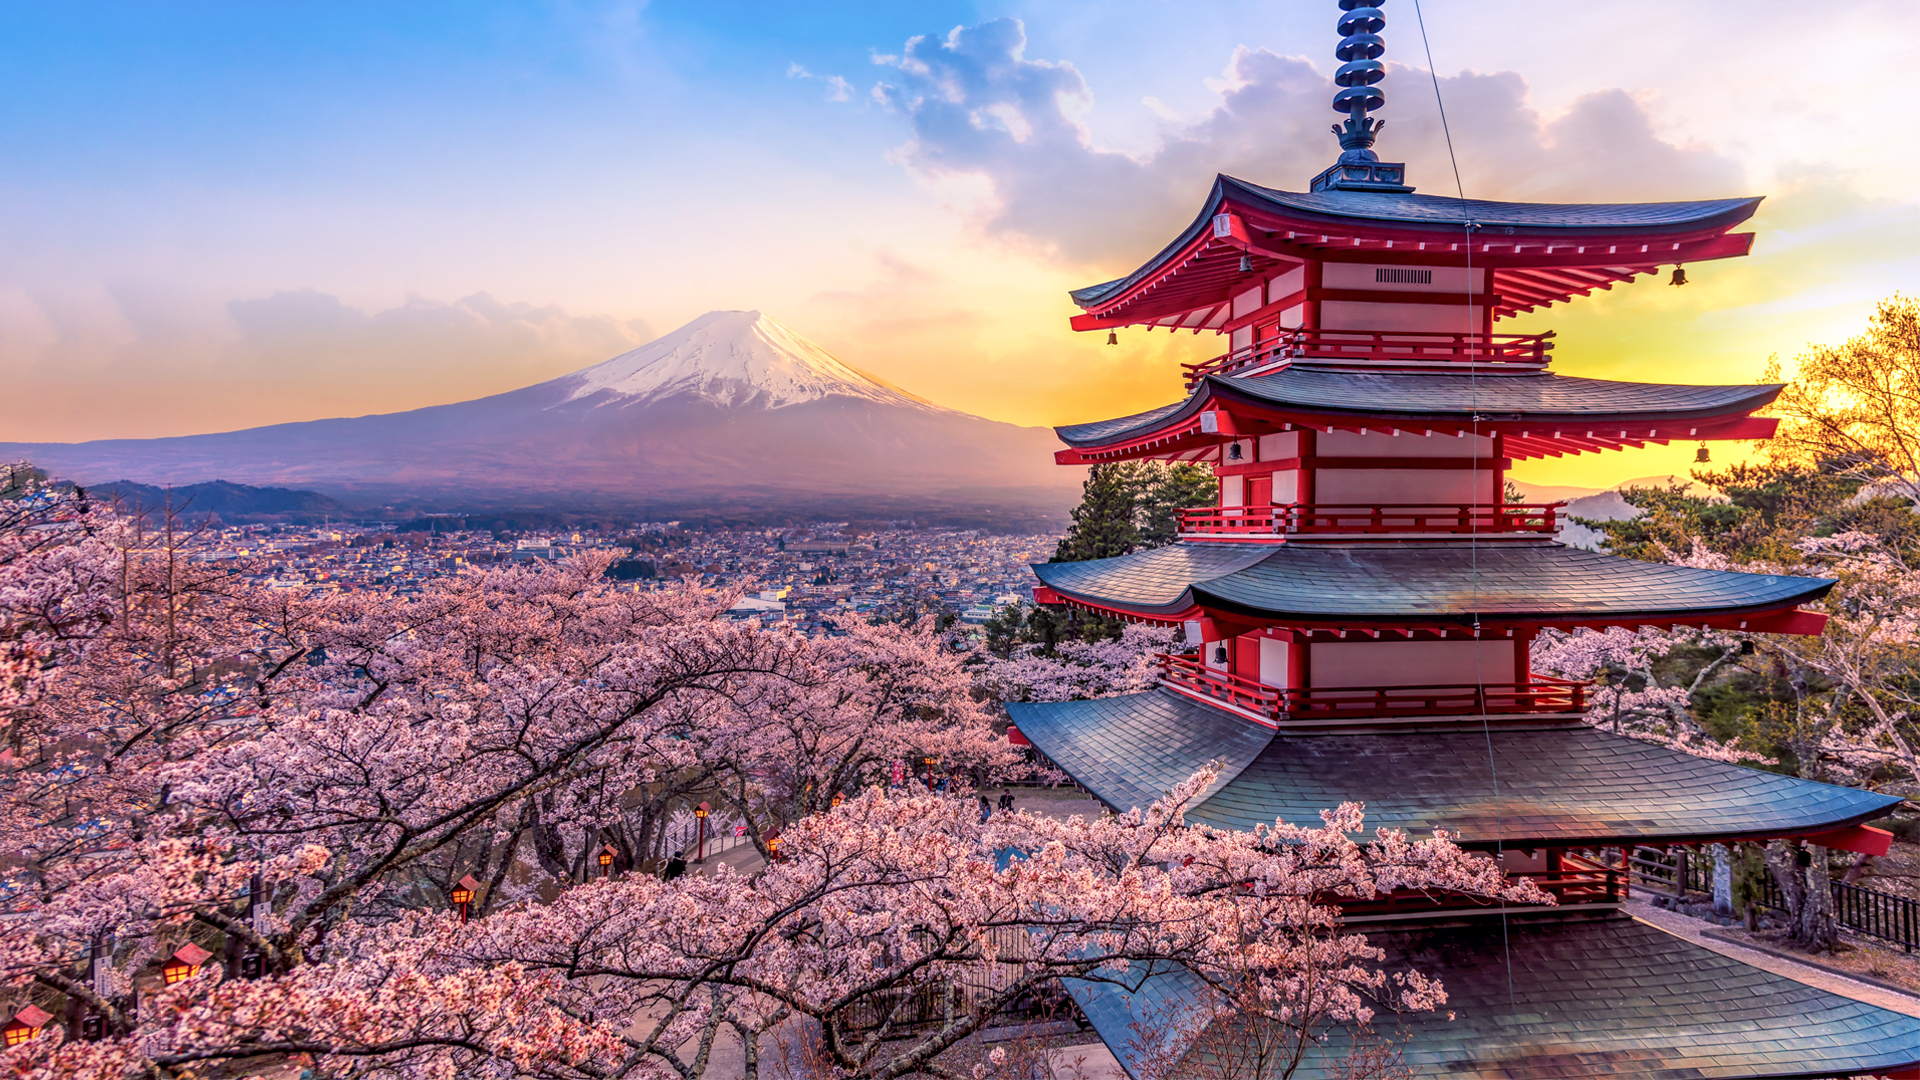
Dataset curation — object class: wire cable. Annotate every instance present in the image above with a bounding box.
[1411,0,1516,1013]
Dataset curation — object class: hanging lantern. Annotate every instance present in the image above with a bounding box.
[1106,330,1118,346]
[1695,443,1711,463]
[1669,266,1688,286]
[163,943,211,986]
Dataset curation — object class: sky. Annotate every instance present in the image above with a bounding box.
[3,1,1919,490]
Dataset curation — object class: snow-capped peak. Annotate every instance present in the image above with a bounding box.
[551,310,940,411]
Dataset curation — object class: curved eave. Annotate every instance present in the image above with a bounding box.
[1072,174,1764,324]
[1010,690,1899,849]
[1032,543,1837,630]
[1052,373,1785,462]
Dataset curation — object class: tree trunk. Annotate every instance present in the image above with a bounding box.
[1766,839,1837,951]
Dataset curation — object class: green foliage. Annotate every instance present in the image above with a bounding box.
[1052,461,1216,562]
[1053,464,1138,562]
[980,602,1125,658]
[1573,460,1917,564]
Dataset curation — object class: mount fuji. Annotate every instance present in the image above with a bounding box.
[1,311,1081,512]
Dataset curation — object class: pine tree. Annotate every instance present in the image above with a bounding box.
[1134,462,1217,548]
[1053,463,1138,562]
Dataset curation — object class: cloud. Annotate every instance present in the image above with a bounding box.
[872,20,1744,268]
[788,62,853,103]
[0,289,655,441]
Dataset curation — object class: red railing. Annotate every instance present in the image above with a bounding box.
[1184,328,1554,388]
[1340,855,1625,917]
[1157,652,1589,722]
[1177,503,1562,538]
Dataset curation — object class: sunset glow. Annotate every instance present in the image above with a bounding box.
[2,2,1916,492]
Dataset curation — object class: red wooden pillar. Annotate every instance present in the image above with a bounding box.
[1297,428,1316,507]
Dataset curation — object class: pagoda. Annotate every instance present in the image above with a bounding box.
[1007,4,1920,1077]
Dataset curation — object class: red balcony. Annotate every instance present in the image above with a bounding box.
[1156,652,1589,723]
[1176,502,1561,539]
[1183,328,1554,388]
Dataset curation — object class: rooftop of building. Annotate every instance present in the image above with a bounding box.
[1067,912,1920,1080]
[1029,541,1834,627]
[1007,689,1897,848]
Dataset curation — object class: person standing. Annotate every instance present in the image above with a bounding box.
[998,790,1015,814]
[978,794,992,823]
[663,850,687,881]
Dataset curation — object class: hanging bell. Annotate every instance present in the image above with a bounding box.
[1238,253,1254,274]
[1106,330,1118,346]
[1212,645,1229,665]
[1226,442,1244,461]
[1695,443,1710,463]
[1669,266,1688,287]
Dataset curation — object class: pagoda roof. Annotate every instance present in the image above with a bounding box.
[1055,368,1783,460]
[1070,175,1762,326]
[1008,690,1897,848]
[1068,914,1920,1080]
[1029,542,1833,628]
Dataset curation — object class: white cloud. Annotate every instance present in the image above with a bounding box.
[788,61,853,104]
[871,20,1745,268]
[0,289,656,441]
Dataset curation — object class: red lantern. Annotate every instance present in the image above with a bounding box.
[450,874,481,923]
[2,1006,50,1047]
[163,943,213,985]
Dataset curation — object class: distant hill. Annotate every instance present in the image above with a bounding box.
[3,311,1082,514]
[82,479,347,518]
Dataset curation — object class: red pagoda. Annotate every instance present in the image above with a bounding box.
[1008,4,1920,1076]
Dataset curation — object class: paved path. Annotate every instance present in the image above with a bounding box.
[1626,898,1920,1017]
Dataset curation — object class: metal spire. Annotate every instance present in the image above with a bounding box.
[1310,1,1414,193]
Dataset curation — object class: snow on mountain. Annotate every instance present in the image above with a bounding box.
[0,309,1080,508]
[553,310,939,412]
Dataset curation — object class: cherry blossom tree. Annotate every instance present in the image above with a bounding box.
[6,767,1543,1080]
[0,487,1549,1077]
[975,622,1177,705]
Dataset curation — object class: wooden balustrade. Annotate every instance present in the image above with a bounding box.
[1176,502,1561,538]
[1183,328,1554,387]
[1157,652,1589,721]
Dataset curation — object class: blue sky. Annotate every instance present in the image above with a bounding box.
[3,2,1918,488]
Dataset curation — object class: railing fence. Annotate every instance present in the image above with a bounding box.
[1627,846,1920,954]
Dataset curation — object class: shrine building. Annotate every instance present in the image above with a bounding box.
[1005,2,1920,1076]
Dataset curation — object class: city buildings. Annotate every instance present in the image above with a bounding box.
[181,521,1046,637]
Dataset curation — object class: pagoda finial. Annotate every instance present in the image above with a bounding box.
[1310,1,1414,194]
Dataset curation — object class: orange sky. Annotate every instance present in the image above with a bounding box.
[2,3,1917,494]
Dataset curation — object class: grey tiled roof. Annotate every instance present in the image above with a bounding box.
[1054,369,1783,447]
[1070,914,1920,1080]
[1233,179,1762,231]
[1006,692,1273,813]
[1014,690,1897,846]
[1071,174,1762,308]
[1197,716,1898,845]
[1031,542,1835,622]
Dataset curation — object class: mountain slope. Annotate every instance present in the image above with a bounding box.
[1,311,1080,508]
